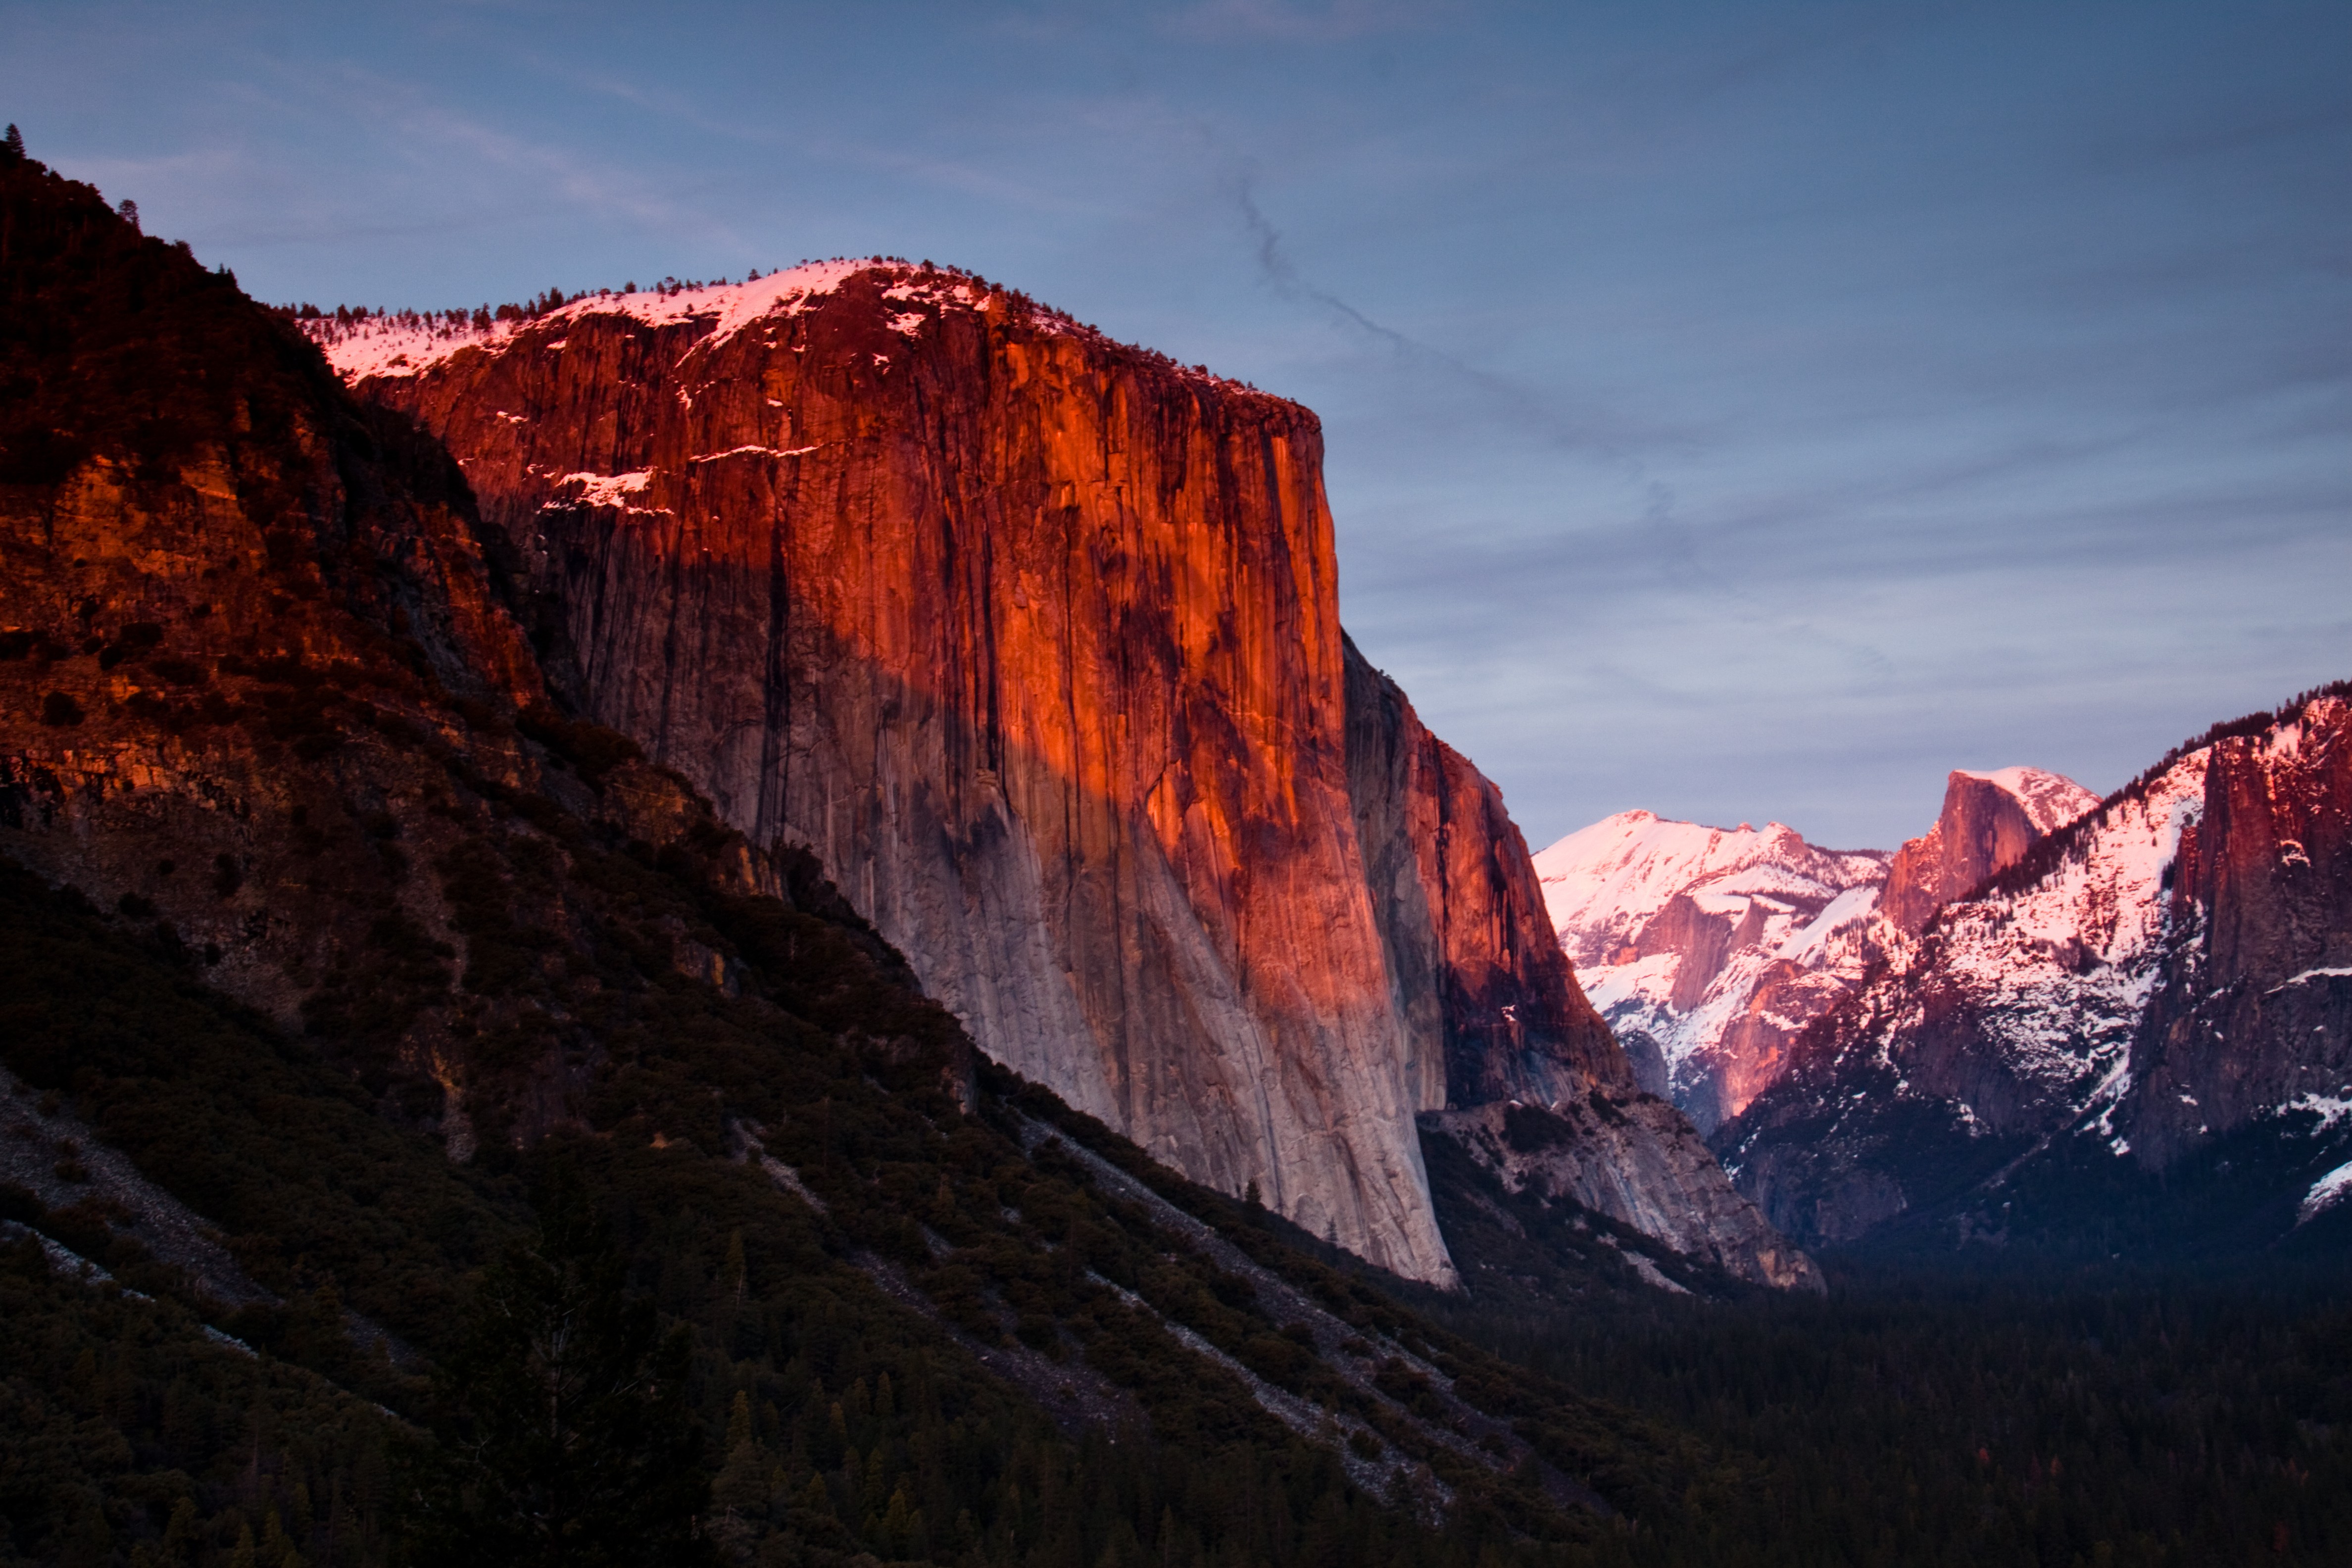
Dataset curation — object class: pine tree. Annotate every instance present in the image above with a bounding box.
[394,1171,712,1566]
[3,124,23,159]
[712,1390,768,1514]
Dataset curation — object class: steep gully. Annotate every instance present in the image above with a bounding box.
[315,265,1811,1291]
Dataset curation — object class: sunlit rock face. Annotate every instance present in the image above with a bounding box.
[1716,693,2352,1251]
[1534,814,1892,1134]
[1879,768,2097,934]
[322,265,1812,1288]
[2130,698,2352,1169]
[1533,769,2098,1136]
[328,267,1463,1281]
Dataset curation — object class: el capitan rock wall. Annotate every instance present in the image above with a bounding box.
[338,269,1457,1281]
[323,264,1811,1289]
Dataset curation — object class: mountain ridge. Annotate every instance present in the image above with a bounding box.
[1530,764,2095,1136]
[1715,684,2352,1256]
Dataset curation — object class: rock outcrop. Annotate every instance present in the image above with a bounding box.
[1878,768,2096,934]
[1343,637,1622,1110]
[1716,688,2352,1253]
[316,265,1812,1289]
[0,155,550,1053]
[2128,697,2352,1168]
[1422,1097,1824,1291]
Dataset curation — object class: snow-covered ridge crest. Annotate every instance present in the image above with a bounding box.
[1718,684,2352,1254]
[1531,810,1892,1128]
[294,258,1260,395]
[1533,810,1887,969]
[297,259,990,383]
[1917,753,2210,1113]
[1535,762,2105,1133]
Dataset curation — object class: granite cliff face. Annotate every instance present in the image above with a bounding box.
[1878,768,2096,934]
[316,266,1811,1289]
[1342,637,1622,1110]
[2128,696,2352,1170]
[1716,690,2352,1254]
[1342,645,1815,1287]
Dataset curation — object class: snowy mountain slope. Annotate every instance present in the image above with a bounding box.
[1533,766,2095,1136]
[1716,686,2352,1256]
[1532,815,1890,1131]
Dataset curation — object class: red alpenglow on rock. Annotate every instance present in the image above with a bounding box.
[1715,691,2352,1248]
[313,264,1812,1290]
[1534,768,2097,1134]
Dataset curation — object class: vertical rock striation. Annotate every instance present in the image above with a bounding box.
[330,269,1455,1281]
[321,266,1811,1289]
[2128,696,2352,1168]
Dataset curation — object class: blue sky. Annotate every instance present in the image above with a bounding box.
[6,0,2346,847]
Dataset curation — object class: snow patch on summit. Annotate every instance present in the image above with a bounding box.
[1955,766,2099,835]
[302,260,981,384]
[1532,811,1890,1126]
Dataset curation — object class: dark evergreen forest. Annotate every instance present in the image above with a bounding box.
[4,848,2347,1568]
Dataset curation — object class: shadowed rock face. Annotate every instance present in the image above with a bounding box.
[1341,637,1624,1111]
[326,265,1810,1289]
[1422,1098,1824,1292]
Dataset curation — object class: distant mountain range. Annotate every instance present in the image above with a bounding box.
[1533,767,2096,1133]
[1537,692,2352,1260]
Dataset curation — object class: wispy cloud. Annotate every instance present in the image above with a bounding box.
[1225,167,1676,465]
[1166,0,1450,44]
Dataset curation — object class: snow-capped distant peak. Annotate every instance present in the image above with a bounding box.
[1954,766,2099,835]
[1532,810,1885,950]
[1531,809,1895,1125]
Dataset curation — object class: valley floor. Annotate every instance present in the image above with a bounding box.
[1440,1251,2352,1568]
